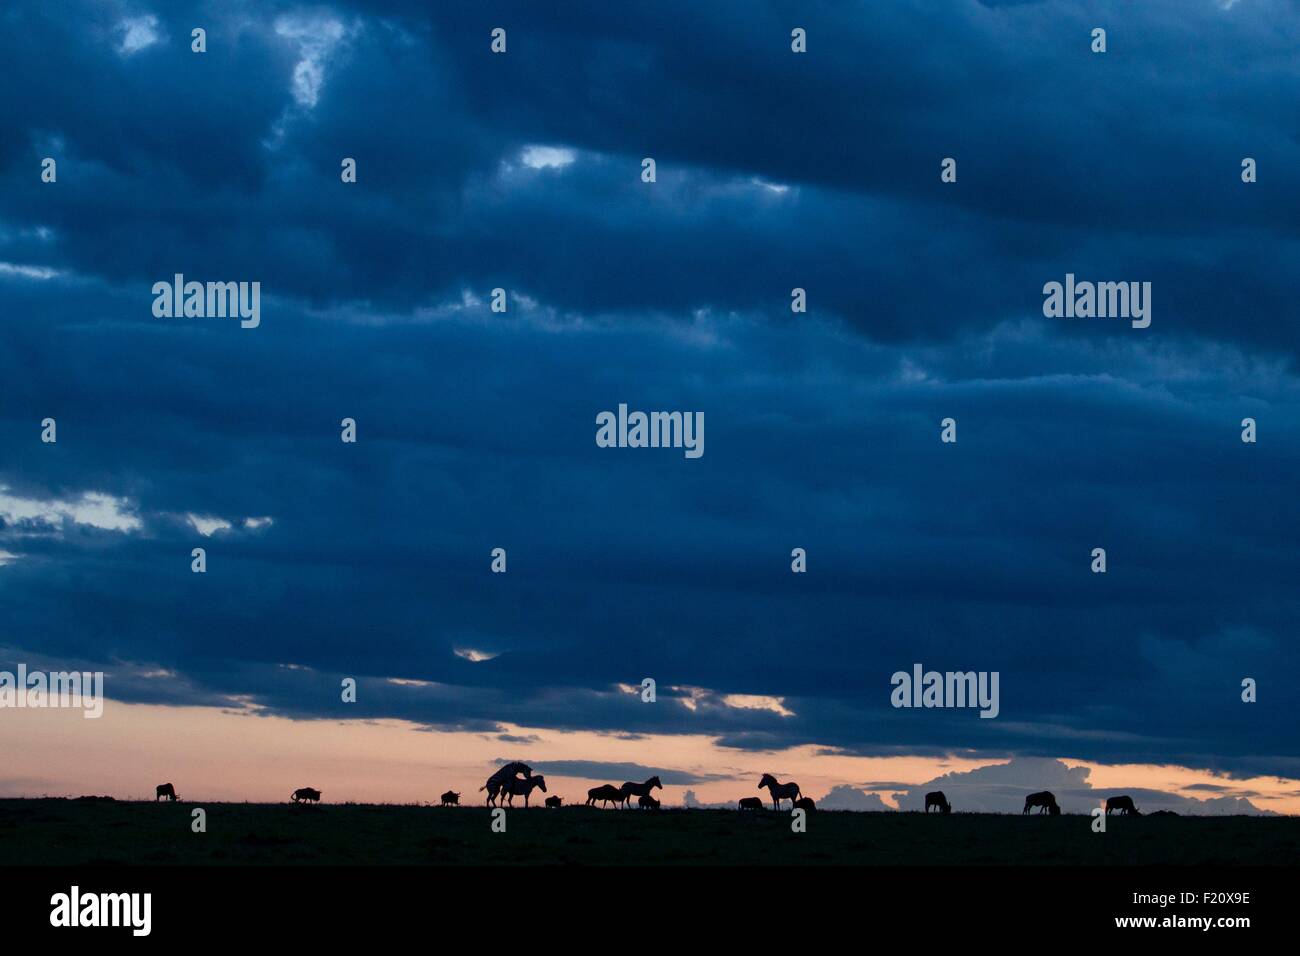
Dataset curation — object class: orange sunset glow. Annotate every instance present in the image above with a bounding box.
[4,702,1295,815]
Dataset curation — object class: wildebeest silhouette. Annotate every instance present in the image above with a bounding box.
[925,791,951,814]
[619,775,663,808]
[1106,795,1140,816]
[587,784,624,808]
[501,775,547,807]
[544,795,563,808]
[291,787,322,804]
[155,783,178,802]
[793,796,815,812]
[758,773,801,810]
[1023,791,1059,815]
[440,790,460,806]
[479,761,532,807]
[638,794,661,810]
[739,797,764,811]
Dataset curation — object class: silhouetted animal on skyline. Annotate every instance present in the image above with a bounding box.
[501,775,547,807]
[793,797,815,812]
[758,773,801,810]
[638,794,661,810]
[739,797,764,811]
[545,795,563,808]
[1023,791,1059,815]
[925,791,951,814]
[479,761,532,806]
[292,787,322,804]
[587,784,624,808]
[440,790,460,806]
[155,783,178,802]
[1149,809,1179,817]
[619,775,663,807]
[1106,795,1140,816]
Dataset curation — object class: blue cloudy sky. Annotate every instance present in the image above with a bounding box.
[1,0,1297,809]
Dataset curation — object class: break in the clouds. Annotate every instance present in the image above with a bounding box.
[0,486,141,533]
[114,15,163,57]
[1,1,1297,787]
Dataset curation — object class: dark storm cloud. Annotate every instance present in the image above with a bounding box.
[1,1,1297,779]
[2,1,1298,350]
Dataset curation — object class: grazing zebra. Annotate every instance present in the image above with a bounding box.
[758,773,801,811]
[501,775,547,807]
[638,794,661,810]
[925,791,951,814]
[587,784,624,808]
[1105,795,1140,816]
[738,797,764,811]
[1023,791,1060,815]
[155,783,178,802]
[479,761,532,806]
[793,796,815,812]
[619,775,663,808]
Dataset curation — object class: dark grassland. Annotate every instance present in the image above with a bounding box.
[1,799,1295,866]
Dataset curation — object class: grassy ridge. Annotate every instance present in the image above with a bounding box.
[1,799,1295,866]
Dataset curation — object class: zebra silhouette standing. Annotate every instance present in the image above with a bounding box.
[758,773,801,810]
[618,775,663,808]
[500,775,547,807]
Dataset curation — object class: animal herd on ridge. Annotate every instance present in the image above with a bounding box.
[150,765,1150,816]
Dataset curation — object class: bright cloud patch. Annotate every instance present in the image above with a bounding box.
[274,15,349,109]
[0,262,61,280]
[0,488,141,533]
[723,694,795,717]
[136,668,179,679]
[187,514,233,537]
[116,16,162,56]
[453,648,498,663]
[520,145,576,170]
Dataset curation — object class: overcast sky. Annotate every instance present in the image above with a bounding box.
[1,0,1296,811]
